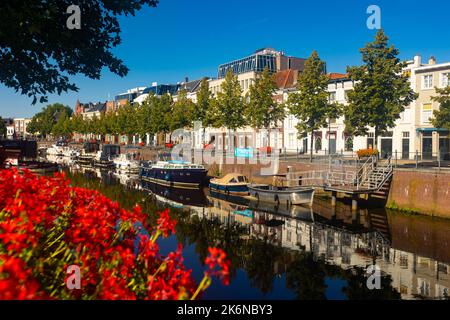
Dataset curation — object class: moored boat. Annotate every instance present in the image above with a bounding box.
[93,144,120,168]
[113,153,140,173]
[140,161,207,189]
[75,141,100,167]
[248,184,315,206]
[209,173,249,196]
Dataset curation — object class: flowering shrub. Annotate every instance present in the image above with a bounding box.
[356,148,378,158]
[0,169,230,300]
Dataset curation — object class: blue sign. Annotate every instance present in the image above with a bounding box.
[232,209,254,218]
[234,147,253,158]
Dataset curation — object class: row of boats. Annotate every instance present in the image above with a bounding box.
[140,163,315,207]
[45,141,315,207]
[46,142,140,173]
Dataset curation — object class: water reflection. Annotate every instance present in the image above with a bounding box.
[61,165,450,300]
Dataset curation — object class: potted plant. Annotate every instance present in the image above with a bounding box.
[356,148,378,159]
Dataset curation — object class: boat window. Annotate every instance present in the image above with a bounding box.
[229,178,237,183]
[238,176,246,182]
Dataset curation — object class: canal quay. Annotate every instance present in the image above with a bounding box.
[45,154,450,300]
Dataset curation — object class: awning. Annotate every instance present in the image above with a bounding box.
[416,128,449,133]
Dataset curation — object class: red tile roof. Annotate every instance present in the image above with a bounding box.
[328,73,349,80]
[275,69,298,89]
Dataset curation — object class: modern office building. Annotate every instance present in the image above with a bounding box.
[217,47,306,79]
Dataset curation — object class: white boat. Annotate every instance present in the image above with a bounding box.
[113,153,140,173]
[248,184,315,206]
[46,144,64,156]
[46,144,79,158]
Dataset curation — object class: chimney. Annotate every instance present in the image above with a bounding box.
[414,55,422,67]
[428,56,436,65]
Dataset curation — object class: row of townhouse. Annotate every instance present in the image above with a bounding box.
[75,47,450,159]
[191,51,450,160]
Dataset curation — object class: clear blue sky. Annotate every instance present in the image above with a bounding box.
[1,0,449,118]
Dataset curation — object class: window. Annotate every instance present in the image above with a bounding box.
[287,115,294,129]
[441,73,450,87]
[345,135,353,151]
[289,133,295,147]
[402,132,410,138]
[423,74,433,89]
[344,90,352,101]
[367,132,375,149]
[422,103,433,123]
[329,91,336,102]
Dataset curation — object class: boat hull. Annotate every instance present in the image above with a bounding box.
[209,182,249,196]
[140,166,207,189]
[249,185,315,206]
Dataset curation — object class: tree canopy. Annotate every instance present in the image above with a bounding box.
[246,67,284,130]
[0,117,7,138]
[345,29,417,150]
[431,86,450,131]
[216,70,246,132]
[27,103,73,138]
[0,0,159,104]
[288,50,333,160]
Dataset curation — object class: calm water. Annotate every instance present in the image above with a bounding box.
[57,163,450,300]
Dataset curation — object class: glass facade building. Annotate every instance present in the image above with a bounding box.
[143,84,179,96]
[218,54,277,79]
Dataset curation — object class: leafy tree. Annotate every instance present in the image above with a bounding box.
[431,86,450,130]
[246,67,285,147]
[287,50,331,161]
[0,117,6,138]
[345,29,417,151]
[0,0,159,104]
[52,112,72,138]
[149,94,172,144]
[170,89,195,132]
[216,69,246,149]
[195,78,214,144]
[27,103,73,138]
[117,103,138,144]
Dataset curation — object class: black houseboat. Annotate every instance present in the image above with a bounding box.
[140,161,207,189]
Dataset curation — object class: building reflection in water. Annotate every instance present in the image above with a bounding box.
[62,165,450,300]
[178,190,449,300]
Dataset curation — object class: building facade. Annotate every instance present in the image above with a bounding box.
[13,118,32,139]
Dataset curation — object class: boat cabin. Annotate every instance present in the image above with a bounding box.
[213,173,248,185]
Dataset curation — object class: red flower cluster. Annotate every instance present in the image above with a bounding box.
[205,248,231,285]
[0,169,230,300]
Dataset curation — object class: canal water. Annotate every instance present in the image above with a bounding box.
[57,164,450,300]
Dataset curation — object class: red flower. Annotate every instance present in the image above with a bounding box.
[156,208,176,237]
[204,247,231,285]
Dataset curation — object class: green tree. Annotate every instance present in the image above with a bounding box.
[0,0,158,104]
[345,29,417,151]
[216,69,246,149]
[431,86,450,130]
[27,103,73,138]
[195,78,214,144]
[0,117,6,138]
[149,94,172,145]
[170,89,195,132]
[51,112,72,138]
[117,104,138,144]
[246,67,285,147]
[287,50,331,161]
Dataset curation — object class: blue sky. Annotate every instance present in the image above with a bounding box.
[1,0,450,118]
